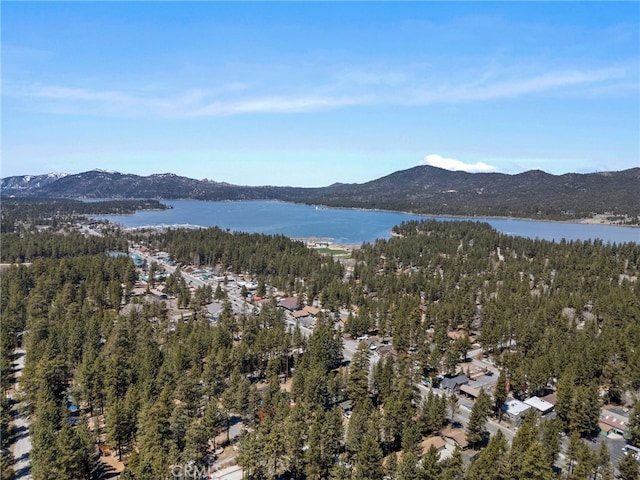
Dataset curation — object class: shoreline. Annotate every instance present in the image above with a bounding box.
[326,205,640,228]
[97,198,639,228]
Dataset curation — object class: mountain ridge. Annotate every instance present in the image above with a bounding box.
[2,165,639,221]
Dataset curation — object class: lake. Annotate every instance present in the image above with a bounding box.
[95,200,639,245]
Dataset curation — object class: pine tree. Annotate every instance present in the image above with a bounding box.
[203,401,224,449]
[401,421,422,456]
[346,403,371,456]
[448,393,460,426]
[305,408,343,480]
[508,409,539,475]
[596,442,614,480]
[308,318,343,372]
[555,367,575,432]
[618,451,640,480]
[572,439,597,480]
[354,422,384,480]
[539,418,562,465]
[346,342,371,406]
[182,419,210,466]
[237,430,266,480]
[396,451,422,480]
[420,390,447,435]
[566,431,582,475]
[493,369,508,420]
[54,424,96,480]
[517,441,555,480]
[442,446,464,480]
[466,388,491,448]
[284,403,308,480]
[571,383,600,437]
[627,401,640,447]
[465,430,508,480]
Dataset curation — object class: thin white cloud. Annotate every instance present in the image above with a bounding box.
[193,94,371,116]
[2,63,634,118]
[420,154,499,173]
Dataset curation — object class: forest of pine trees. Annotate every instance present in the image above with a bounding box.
[1,205,639,479]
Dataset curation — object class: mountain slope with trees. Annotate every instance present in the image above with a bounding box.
[2,166,639,221]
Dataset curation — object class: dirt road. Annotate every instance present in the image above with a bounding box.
[9,349,32,479]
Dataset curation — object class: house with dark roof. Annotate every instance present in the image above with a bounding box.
[440,374,469,392]
[277,296,301,311]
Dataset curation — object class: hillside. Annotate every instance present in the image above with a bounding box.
[2,166,639,221]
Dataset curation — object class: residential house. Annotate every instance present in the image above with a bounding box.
[420,436,447,456]
[442,427,469,449]
[599,409,630,437]
[440,374,469,392]
[524,396,554,415]
[277,296,300,311]
[459,384,481,400]
[501,399,531,427]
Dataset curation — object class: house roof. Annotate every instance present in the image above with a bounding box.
[599,422,613,433]
[253,297,271,306]
[541,392,558,406]
[442,427,469,448]
[502,399,531,417]
[421,436,446,454]
[292,310,309,319]
[277,297,299,310]
[304,306,320,316]
[447,331,474,343]
[459,384,481,398]
[599,411,628,430]
[441,375,469,390]
[207,302,223,316]
[524,396,554,414]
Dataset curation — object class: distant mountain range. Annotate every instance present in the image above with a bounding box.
[2,166,639,221]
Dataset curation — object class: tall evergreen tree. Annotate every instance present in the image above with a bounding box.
[493,369,508,420]
[466,389,491,448]
[54,424,96,480]
[517,442,555,480]
[396,452,422,480]
[421,444,442,480]
[555,367,575,432]
[354,422,384,480]
[465,430,508,480]
[347,343,371,406]
[508,409,539,475]
[618,451,640,480]
[627,401,640,447]
[539,418,562,465]
[305,407,343,480]
[571,382,600,437]
[596,442,614,480]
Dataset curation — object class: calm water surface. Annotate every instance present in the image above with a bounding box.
[96,200,639,245]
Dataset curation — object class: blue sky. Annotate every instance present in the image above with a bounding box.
[2,2,639,187]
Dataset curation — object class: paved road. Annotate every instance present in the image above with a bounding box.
[9,349,32,479]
